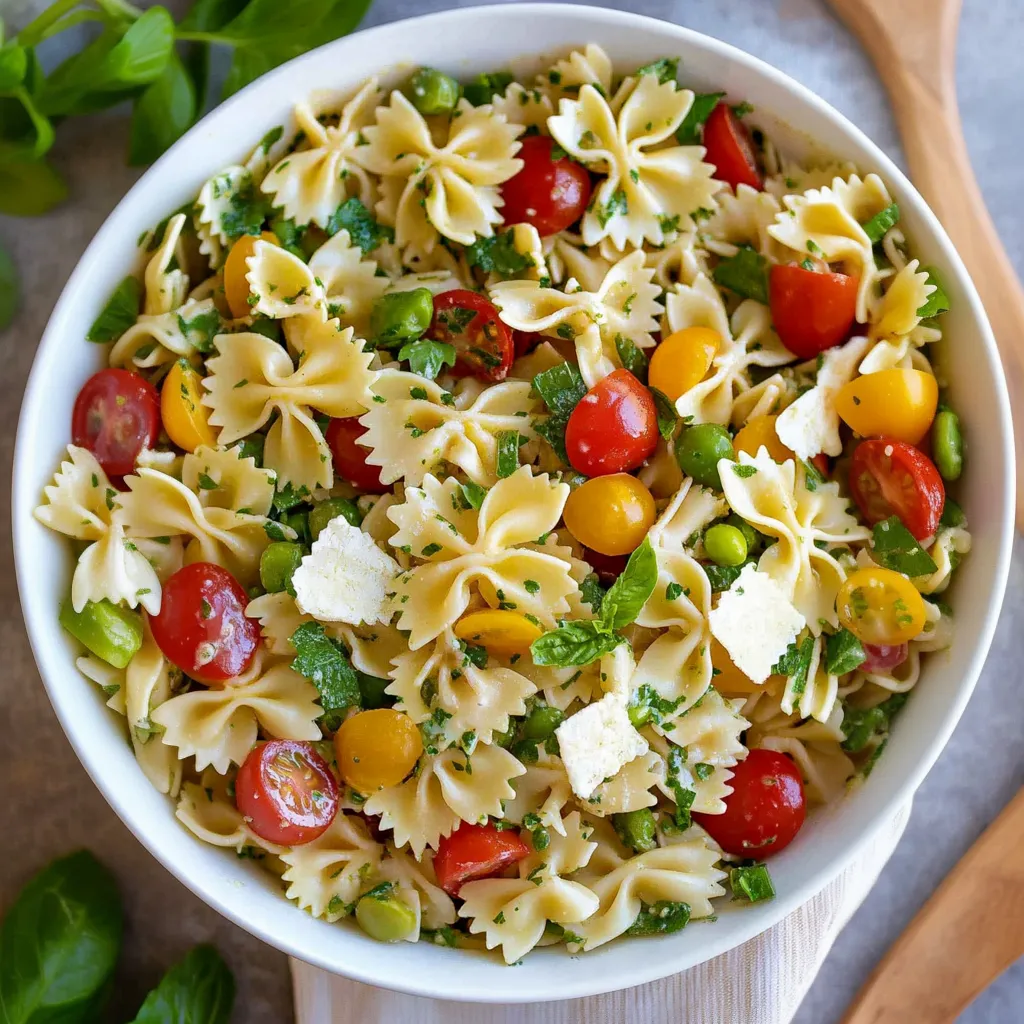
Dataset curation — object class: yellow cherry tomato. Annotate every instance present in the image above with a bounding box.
[334,709,423,793]
[223,231,278,319]
[733,414,794,464]
[454,609,542,657]
[161,359,215,452]
[648,326,720,402]
[563,473,656,556]
[835,369,938,444]
[836,567,926,646]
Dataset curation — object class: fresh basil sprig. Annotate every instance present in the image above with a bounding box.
[871,516,937,577]
[531,537,658,667]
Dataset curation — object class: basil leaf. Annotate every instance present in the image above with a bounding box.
[289,621,361,714]
[178,0,249,32]
[0,79,56,162]
[204,0,340,47]
[824,628,867,676]
[462,71,515,106]
[0,240,17,330]
[730,864,775,902]
[939,497,966,529]
[465,229,534,277]
[615,335,648,383]
[702,560,752,593]
[772,635,815,696]
[861,202,900,244]
[601,537,658,630]
[398,339,456,380]
[533,362,587,463]
[0,850,121,1023]
[916,267,951,318]
[841,692,908,752]
[87,275,142,342]
[221,44,292,99]
[326,197,393,253]
[634,57,679,85]
[0,158,67,216]
[130,944,235,1024]
[495,429,521,478]
[712,245,769,304]
[128,51,196,166]
[530,620,626,667]
[871,516,937,576]
[456,481,488,511]
[579,572,605,616]
[625,900,690,936]
[0,43,27,92]
[649,386,677,441]
[676,92,724,145]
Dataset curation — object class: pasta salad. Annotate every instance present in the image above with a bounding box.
[35,44,969,963]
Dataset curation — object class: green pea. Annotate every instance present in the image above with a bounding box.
[931,409,963,481]
[408,67,461,115]
[358,673,394,710]
[260,542,305,594]
[726,514,760,554]
[281,508,310,546]
[611,808,657,854]
[60,599,143,669]
[703,523,748,567]
[355,890,418,942]
[675,424,735,489]
[370,288,434,345]
[521,703,564,741]
[309,497,363,542]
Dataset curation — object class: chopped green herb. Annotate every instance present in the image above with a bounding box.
[871,516,937,576]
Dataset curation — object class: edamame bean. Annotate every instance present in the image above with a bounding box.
[355,888,418,942]
[704,524,748,567]
[726,513,760,554]
[931,409,963,481]
[675,424,735,489]
[369,288,434,345]
[309,497,362,541]
[521,703,564,741]
[281,508,310,546]
[59,599,143,669]
[408,67,460,115]
[611,808,657,854]
[259,542,305,594]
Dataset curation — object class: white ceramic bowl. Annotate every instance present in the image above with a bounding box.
[13,3,1014,1003]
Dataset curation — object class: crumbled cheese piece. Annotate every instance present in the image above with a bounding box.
[709,564,805,684]
[555,692,649,801]
[775,335,872,459]
[292,517,399,624]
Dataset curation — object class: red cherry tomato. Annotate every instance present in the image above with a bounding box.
[702,102,763,191]
[149,562,260,683]
[427,289,514,382]
[849,439,945,541]
[811,453,830,478]
[769,264,859,359]
[512,329,539,360]
[694,748,806,858]
[564,369,658,477]
[584,547,629,584]
[499,135,592,237]
[861,642,909,673]
[236,740,339,846]
[433,822,530,897]
[326,417,387,494]
[71,368,160,477]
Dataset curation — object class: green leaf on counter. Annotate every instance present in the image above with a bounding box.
[129,944,235,1024]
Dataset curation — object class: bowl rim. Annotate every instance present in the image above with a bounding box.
[13,2,1015,1002]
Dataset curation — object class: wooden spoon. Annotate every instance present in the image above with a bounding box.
[841,787,1024,1023]
[826,0,1024,529]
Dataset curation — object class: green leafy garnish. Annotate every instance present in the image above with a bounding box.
[702,560,754,593]
[495,430,521,478]
[398,339,456,380]
[579,573,605,615]
[871,516,938,576]
[597,188,628,227]
[916,267,951,318]
[841,692,908,752]
[529,620,627,668]
[465,229,534,277]
[634,57,679,84]
[649,386,678,441]
[176,305,222,353]
[627,683,683,729]
[601,537,658,629]
[625,900,691,936]
[939,497,966,529]
[456,481,488,511]
[532,361,588,462]
[772,635,815,696]
[712,245,769,304]
[289,621,361,719]
[861,202,900,244]
[825,628,867,676]
[615,335,649,382]
[665,746,696,830]
[326,197,394,253]
[730,864,776,902]
[676,92,724,145]
[86,275,142,342]
[462,70,514,106]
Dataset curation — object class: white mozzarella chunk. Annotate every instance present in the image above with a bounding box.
[708,564,805,684]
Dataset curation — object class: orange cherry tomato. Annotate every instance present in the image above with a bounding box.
[648,327,720,402]
[563,473,656,556]
[224,231,278,319]
[733,414,793,464]
[454,610,542,658]
[835,369,938,445]
[334,709,423,794]
[836,567,927,646]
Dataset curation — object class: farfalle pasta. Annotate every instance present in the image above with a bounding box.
[41,42,964,962]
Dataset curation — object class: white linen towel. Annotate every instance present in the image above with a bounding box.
[290,802,909,1024]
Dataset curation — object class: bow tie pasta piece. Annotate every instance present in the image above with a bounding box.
[767,173,894,323]
[151,659,322,774]
[775,335,871,460]
[587,751,662,817]
[378,846,458,934]
[702,185,784,261]
[490,250,662,387]
[194,165,255,268]
[144,213,189,315]
[304,229,388,336]
[245,240,327,320]
[385,468,575,649]
[548,74,719,249]
[363,744,526,857]
[503,754,574,836]
[182,444,276,515]
[110,297,221,370]
[260,80,381,229]
[719,450,871,632]
[543,231,614,293]
[663,273,792,425]
[280,812,384,922]
[654,687,750,768]
[491,83,554,132]
[763,160,858,200]
[203,318,376,491]
[34,445,162,615]
[386,628,536,747]
[544,43,615,99]
[358,370,542,487]
[778,633,841,724]
[361,92,523,250]
[644,228,709,291]
[860,259,937,374]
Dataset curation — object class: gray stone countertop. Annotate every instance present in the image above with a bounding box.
[0,0,1021,1020]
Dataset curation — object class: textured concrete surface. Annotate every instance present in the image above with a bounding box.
[0,0,1021,1021]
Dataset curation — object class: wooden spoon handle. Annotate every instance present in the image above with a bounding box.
[841,787,1024,1024]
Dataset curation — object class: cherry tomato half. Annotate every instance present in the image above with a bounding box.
[564,369,658,477]
[71,369,160,477]
[849,439,945,541]
[693,748,806,857]
[236,739,339,846]
[326,417,388,493]
[769,264,859,360]
[861,642,909,674]
[837,567,927,646]
[427,289,514,381]
[702,102,763,191]
[433,822,531,897]
[499,135,592,237]
[149,562,260,683]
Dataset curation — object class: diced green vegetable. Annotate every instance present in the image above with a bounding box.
[259,541,305,595]
[730,864,775,902]
[370,288,434,345]
[309,497,362,541]
[861,202,900,244]
[871,516,937,576]
[355,886,418,942]
[611,808,657,853]
[60,599,143,669]
[675,423,735,489]
[462,70,514,106]
[931,409,963,481]
[703,523,748,567]
[407,66,460,115]
[521,702,564,741]
[625,900,691,936]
